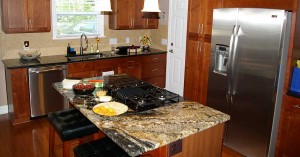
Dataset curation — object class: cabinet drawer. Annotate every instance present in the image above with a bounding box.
[118,65,142,79]
[142,76,166,88]
[94,59,121,69]
[119,56,142,66]
[68,61,94,72]
[142,62,166,78]
[142,54,166,63]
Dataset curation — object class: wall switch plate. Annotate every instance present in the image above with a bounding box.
[126,37,130,43]
[109,38,118,44]
[168,139,182,157]
[161,39,168,46]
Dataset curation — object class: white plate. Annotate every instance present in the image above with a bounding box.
[92,102,128,116]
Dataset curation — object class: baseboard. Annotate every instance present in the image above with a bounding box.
[0,105,8,115]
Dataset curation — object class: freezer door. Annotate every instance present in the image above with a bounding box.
[207,8,238,115]
[225,9,287,157]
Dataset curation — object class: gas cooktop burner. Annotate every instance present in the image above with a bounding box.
[104,76,180,112]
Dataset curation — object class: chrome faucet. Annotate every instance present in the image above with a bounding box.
[80,33,89,55]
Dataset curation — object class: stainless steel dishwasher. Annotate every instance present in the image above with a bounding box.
[28,64,69,117]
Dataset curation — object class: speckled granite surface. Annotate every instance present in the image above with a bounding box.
[53,80,230,157]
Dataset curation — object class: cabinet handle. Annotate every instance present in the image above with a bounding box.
[151,69,159,72]
[29,18,32,29]
[293,105,300,109]
[197,24,201,34]
[24,70,28,83]
[200,24,204,34]
[128,66,135,69]
[199,42,203,53]
[196,41,200,52]
[127,60,135,63]
[152,58,159,61]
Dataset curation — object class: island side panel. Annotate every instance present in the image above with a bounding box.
[173,122,225,157]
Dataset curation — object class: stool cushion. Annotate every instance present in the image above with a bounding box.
[48,108,99,141]
[74,137,130,157]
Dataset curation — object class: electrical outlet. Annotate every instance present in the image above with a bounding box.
[24,41,29,50]
[109,38,118,44]
[161,39,167,45]
[168,139,182,156]
[126,37,130,43]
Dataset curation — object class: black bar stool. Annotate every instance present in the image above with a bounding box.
[48,108,100,157]
[73,137,130,157]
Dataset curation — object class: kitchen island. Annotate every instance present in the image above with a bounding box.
[53,75,230,157]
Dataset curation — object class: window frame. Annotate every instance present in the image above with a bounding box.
[51,0,105,40]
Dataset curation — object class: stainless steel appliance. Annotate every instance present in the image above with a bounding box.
[206,8,292,157]
[28,65,69,117]
[103,75,180,112]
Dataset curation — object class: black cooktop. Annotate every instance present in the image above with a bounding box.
[104,76,180,112]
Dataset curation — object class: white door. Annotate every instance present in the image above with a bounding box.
[166,0,188,96]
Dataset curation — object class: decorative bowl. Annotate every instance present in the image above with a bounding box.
[72,83,95,95]
[18,49,41,60]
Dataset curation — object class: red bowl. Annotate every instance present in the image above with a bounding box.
[72,83,95,95]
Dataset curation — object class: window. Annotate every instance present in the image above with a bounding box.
[52,0,104,39]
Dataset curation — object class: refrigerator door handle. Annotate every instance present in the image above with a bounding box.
[227,25,236,95]
[231,25,241,95]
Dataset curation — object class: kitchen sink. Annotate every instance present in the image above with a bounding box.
[66,53,107,61]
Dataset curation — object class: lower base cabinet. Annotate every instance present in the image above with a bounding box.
[276,95,300,157]
[142,123,224,157]
[5,68,31,125]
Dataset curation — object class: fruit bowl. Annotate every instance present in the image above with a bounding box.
[18,49,41,60]
[72,83,95,95]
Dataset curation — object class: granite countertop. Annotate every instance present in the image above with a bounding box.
[53,76,230,157]
[2,48,166,69]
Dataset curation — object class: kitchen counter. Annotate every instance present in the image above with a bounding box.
[2,48,166,69]
[53,75,230,157]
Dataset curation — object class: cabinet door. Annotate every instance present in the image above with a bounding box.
[68,61,95,78]
[110,0,132,29]
[221,0,296,11]
[184,38,202,101]
[132,0,145,29]
[1,0,28,33]
[277,96,300,157]
[184,38,210,103]
[187,0,220,38]
[144,12,159,29]
[27,0,50,32]
[8,68,30,125]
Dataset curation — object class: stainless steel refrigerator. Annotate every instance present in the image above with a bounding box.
[206,8,292,157]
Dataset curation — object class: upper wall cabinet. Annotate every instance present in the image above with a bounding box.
[187,0,222,39]
[220,0,297,11]
[1,0,51,33]
[109,0,158,30]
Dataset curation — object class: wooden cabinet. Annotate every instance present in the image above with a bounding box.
[5,68,30,125]
[109,0,158,29]
[220,0,296,11]
[184,37,210,103]
[1,0,51,33]
[141,54,167,88]
[187,0,222,38]
[276,95,300,157]
[118,65,142,79]
[68,61,96,78]
[184,0,217,104]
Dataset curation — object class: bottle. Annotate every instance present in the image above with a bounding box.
[90,43,94,53]
[67,43,71,56]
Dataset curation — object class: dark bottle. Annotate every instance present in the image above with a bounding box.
[67,43,71,56]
